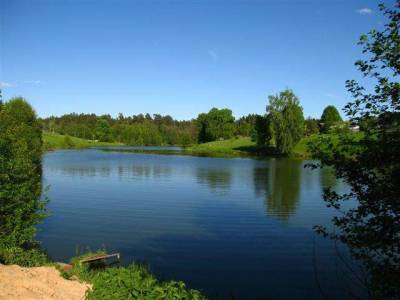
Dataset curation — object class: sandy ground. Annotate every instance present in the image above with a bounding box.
[0,264,91,300]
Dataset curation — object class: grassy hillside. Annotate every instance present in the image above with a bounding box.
[186,136,314,158]
[43,132,121,150]
[292,136,315,158]
[186,137,256,157]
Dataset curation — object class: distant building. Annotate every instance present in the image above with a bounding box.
[350,125,360,132]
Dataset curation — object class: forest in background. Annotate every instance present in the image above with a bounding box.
[40,90,345,156]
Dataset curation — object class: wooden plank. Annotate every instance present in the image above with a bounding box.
[80,253,120,264]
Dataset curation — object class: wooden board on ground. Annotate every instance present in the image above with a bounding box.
[80,253,120,265]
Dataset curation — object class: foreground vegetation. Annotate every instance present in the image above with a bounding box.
[64,251,206,300]
[309,2,400,298]
[0,97,49,267]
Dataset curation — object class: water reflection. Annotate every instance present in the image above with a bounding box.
[253,159,302,220]
[319,166,338,189]
[128,165,172,179]
[40,150,349,300]
[49,163,172,179]
[196,168,232,194]
[46,151,339,225]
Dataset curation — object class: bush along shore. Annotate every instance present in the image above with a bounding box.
[63,251,207,300]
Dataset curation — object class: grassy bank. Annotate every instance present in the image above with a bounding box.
[185,137,256,157]
[63,251,207,300]
[1,248,207,299]
[43,132,315,158]
[43,132,122,150]
[98,137,263,158]
[185,136,314,158]
[98,136,315,158]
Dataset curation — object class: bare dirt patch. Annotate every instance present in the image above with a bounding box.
[0,264,90,300]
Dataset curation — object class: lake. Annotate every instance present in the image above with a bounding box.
[37,149,353,300]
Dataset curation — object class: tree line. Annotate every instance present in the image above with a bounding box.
[41,98,343,153]
[196,89,343,155]
[41,113,198,146]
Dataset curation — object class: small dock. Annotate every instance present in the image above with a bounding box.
[80,253,120,266]
[57,253,121,272]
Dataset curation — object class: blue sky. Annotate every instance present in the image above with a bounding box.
[0,0,389,120]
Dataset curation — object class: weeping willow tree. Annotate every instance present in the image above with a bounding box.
[267,89,305,155]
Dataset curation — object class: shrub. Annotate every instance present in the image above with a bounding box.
[320,105,342,133]
[63,135,75,149]
[0,97,48,266]
[68,251,207,300]
[0,245,49,267]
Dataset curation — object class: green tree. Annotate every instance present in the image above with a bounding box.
[253,114,272,147]
[309,2,400,298]
[0,89,3,111]
[320,105,342,132]
[304,117,320,136]
[63,135,75,149]
[0,97,48,265]
[197,108,235,143]
[41,112,197,146]
[267,89,305,154]
[236,120,251,137]
[95,119,112,142]
[236,114,258,137]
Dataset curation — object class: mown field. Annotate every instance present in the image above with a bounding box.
[186,136,314,158]
[43,132,121,150]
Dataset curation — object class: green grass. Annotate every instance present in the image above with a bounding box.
[185,137,257,157]
[65,251,207,300]
[43,132,122,150]
[97,136,315,158]
[186,136,314,158]
[0,244,50,267]
[291,135,317,158]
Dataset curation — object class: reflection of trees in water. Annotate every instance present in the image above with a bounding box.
[128,165,172,179]
[196,168,232,194]
[319,166,338,190]
[253,167,270,198]
[56,166,100,177]
[253,159,302,221]
[53,164,172,179]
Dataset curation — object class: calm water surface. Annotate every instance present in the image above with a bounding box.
[38,149,351,300]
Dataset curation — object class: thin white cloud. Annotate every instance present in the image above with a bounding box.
[24,80,42,85]
[0,81,14,88]
[356,8,373,15]
[208,49,218,62]
[325,93,338,100]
